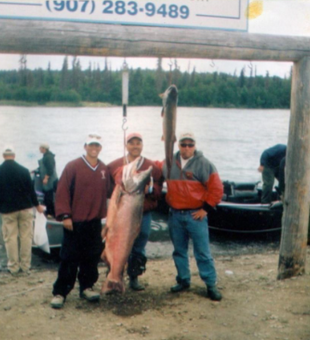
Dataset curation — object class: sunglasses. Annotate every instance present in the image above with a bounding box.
[180,143,195,148]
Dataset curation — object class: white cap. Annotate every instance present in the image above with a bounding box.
[179,132,196,143]
[85,133,102,146]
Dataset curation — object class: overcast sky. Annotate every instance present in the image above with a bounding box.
[0,0,309,77]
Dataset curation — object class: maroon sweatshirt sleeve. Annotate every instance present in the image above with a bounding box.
[55,163,75,221]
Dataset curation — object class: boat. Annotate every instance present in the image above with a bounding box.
[207,181,283,234]
[152,181,283,236]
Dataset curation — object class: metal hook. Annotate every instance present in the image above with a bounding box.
[122,117,128,131]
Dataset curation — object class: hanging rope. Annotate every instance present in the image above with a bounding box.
[122,59,129,165]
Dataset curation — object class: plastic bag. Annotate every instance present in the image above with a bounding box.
[34,213,50,254]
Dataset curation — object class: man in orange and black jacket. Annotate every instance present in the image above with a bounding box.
[162,132,223,301]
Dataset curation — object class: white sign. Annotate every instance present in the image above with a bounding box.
[0,0,249,31]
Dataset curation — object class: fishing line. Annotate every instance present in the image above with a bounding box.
[122,59,129,165]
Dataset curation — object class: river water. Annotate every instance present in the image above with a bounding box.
[0,106,288,266]
[0,106,289,182]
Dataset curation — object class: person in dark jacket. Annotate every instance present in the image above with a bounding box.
[258,144,287,203]
[0,146,45,275]
[108,132,163,291]
[51,134,110,309]
[39,143,58,217]
[274,156,310,243]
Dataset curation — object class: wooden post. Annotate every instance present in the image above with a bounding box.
[1,19,310,61]
[278,57,310,280]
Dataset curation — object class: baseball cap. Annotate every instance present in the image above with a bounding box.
[85,133,102,146]
[126,132,143,143]
[178,132,196,143]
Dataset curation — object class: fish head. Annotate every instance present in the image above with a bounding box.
[122,157,152,194]
[162,84,178,106]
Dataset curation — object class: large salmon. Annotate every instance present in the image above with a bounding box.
[160,84,178,179]
[101,157,152,294]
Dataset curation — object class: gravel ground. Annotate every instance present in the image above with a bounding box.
[0,218,281,271]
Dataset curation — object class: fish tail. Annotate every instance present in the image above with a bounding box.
[101,278,125,295]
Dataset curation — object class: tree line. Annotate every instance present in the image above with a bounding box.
[0,56,291,108]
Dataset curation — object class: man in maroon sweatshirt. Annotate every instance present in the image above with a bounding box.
[51,133,110,309]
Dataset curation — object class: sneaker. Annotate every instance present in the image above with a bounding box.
[51,295,65,309]
[129,277,145,291]
[81,288,100,302]
[207,286,222,301]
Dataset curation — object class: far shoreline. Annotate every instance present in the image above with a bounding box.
[0,100,114,108]
[0,101,290,110]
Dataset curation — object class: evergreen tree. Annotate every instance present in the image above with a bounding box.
[46,62,54,86]
[155,58,165,93]
[0,58,291,109]
[60,56,69,90]
[239,67,245,88]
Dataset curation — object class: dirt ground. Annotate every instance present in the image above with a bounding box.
[0,239,310,340]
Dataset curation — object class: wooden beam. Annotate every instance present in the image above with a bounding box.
[0,19,310,61]
[278,56,310,280]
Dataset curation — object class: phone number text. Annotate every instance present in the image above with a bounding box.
[45,1,190,19]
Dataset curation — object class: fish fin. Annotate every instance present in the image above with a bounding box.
[161,107,164,117]
[115,187,123,204]
[101,226,108,239]
[101,249,107,262]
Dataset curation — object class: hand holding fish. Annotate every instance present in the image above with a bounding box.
[191,209,207,220]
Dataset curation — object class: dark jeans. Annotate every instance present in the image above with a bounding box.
[127,212,151,277]
[131,212,151,258]
[52,219,103,298]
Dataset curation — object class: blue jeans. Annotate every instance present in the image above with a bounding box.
[168,209,217,287]
[131,211,152,257]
